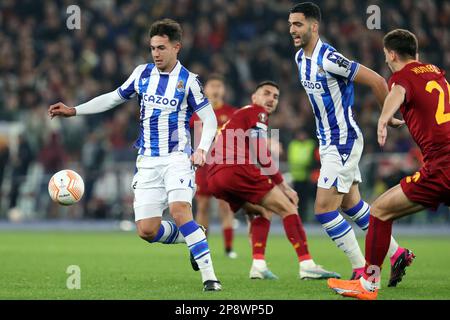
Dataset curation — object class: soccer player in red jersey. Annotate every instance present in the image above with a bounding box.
[208,81,340,280]
[190,74,238,258]
[328,29,450,300]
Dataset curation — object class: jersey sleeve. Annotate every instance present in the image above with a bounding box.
[323,49,360,81]
[389,72,413,104]
[116,65,145,100]
[248,107,269,131]
[187,75,211,112]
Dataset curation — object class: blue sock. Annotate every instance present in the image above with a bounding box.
[343,200,370,231]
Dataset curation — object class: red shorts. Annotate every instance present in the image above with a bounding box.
[195,165,212,197]
[400,164,450,211]
[207,165,276,212]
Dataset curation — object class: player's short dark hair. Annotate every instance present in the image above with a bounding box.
[149,18,182,42]
[255,81,279,92]
[205,73,225,84]
[383,29,418,60]
[290,2,321,22]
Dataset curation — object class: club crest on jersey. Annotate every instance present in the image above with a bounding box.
[317,66,326,77]
[258,112,268,123]
[176,80,185,93]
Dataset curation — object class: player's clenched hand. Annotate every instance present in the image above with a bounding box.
[388,117,405,128]
[378,119,388,147]
[48,102,76,119]
[191,149,206,167]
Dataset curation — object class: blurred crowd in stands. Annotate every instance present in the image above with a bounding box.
[0,0,449,222]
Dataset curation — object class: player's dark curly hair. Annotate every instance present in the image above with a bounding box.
[290,2,321,22]
[149,18,182,42]
[383,29,418,60]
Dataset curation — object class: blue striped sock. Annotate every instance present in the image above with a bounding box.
[149,221,184,244]
[316,210,352,240]
[343,200,370,231]
[179,220,217,282]
[316,210,365,269]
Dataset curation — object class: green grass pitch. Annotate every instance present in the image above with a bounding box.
[1,231,449,300]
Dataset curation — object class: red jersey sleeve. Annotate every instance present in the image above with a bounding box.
[389,70,413,104]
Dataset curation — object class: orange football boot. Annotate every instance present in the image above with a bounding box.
[327,278,378,300]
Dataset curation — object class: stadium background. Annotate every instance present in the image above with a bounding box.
[0,0,449,225]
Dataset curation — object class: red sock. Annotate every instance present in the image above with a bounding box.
[363,215,393,280]
[250,216,271,259]
[223,227,233,251]
[282,214,311,262]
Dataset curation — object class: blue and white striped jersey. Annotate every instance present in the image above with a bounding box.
[117,61,210,157]
[296,39,362,150]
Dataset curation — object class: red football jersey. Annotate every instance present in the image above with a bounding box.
[189,103,236,129]
[389,61,450,164]
[208,104,283,184]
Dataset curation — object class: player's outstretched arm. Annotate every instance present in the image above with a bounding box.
[48,102,76,119]
[354,65,405,128]
[378,84,407,147]
[48,90,126,119]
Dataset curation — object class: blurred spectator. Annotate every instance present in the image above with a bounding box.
[287,130,316,221]
[0,137,10,214]
[0,0,448,221]
[9,134,33,209]
[81,130,106,218]
[36,131,67,218]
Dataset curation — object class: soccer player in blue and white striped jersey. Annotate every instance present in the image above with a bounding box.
[288,3,412,282]
[48,19,221,291]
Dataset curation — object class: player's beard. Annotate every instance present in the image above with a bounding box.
[298,27,312,49]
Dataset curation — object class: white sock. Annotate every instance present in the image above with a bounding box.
[252,259,267,270]
[360,276,379,291]
[299,259,315,270]
[387,236,400,258]
[181,221,218,283]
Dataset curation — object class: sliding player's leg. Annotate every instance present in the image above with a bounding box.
[328,184,424,300]
[261,185,341,280]
[341,183,414,283]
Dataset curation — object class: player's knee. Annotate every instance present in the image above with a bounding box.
[170,202,192,223]
[371,201,391,221]
[277,202,298,217]
[314,200,334,214]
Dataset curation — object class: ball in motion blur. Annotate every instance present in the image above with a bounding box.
[48,169,85,205]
